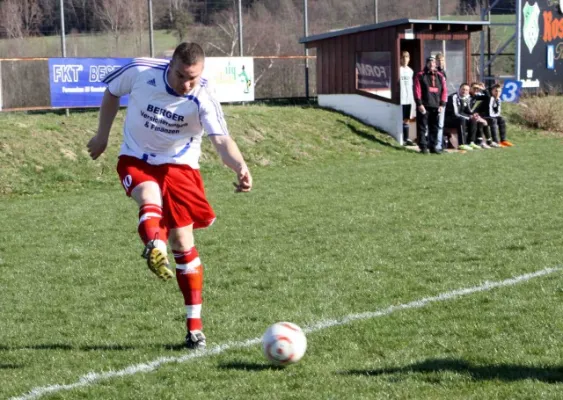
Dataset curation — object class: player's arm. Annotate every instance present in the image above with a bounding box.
[88,60,152,160]
[413,73,425,113]
[439,72,448,105]
[87,89,120,160]
[438,72,447,113]
[488,96,500,117]
[209,135,252,193]
[200,88,252,192]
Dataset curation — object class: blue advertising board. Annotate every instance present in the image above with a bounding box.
[48,57,255,108]
[500,79,523,103]
[48,58,133,108]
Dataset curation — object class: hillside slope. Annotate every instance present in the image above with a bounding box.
[0,105,401,196]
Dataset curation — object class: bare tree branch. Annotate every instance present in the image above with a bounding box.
[0,0,24,39]
[254,43,280,86]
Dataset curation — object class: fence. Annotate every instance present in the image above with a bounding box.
[0,58,51,110]
[0,0,526,112]
[0,56,317,111]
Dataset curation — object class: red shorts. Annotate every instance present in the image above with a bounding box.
[116,156,216,230]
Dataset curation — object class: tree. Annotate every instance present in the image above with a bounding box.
[93,0,135,52]
[65,0,95,32]
[0,0,45,38]
[207,5,238,56]
[171,7,194,42]
[20,0,44,36]
[0,0,24,38]
[123,0,149,54]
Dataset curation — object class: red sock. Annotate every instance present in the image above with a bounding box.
[174,247,203,332]
[138,204,162,245]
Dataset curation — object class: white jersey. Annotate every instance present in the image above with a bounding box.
[103,57,229,169]
[399,66,414,105]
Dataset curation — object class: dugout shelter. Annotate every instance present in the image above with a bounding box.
[299,18,489,144]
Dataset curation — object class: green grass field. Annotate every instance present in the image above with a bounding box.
[1,104,562,399]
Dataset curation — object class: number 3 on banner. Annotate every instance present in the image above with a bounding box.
[500,79,523,103]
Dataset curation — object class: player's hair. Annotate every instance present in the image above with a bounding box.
[172,42,205,65]
[459,82,469,88]
[401,51,410,57]
[491,83,502,90]
[435,52,444,60]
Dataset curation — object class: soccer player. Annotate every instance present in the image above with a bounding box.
[435,53,447,151]
[87,42,252,350]
[399,51,415,146]
[445,83,473,151]
[485,83,514,147]
[469,83,495,148]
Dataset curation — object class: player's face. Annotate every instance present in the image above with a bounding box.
[427,60,436,70]
[169,59,204,95]
[492,87,501,98]
[436,57,445,68]
[400,54,409,66]
[459,85,469,97]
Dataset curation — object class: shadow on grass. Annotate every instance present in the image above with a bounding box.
[163,343,188,351]
[1,363,24,369]
[252,97,318,107]
[218,361,285,371]
[237,100,412,152]
[339,358,563,383]
[337,119,401,149]
[82,344,137,351]
[0,343,136,351]
[330,111,416,153]
[0,342,201,352]
[26,108,99,116]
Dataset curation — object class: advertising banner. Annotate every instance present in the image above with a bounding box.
[204,57,254,102]
[520,0,562,90]
[48,57,254,108]
[49,58,131,107]
[356,52,392,91]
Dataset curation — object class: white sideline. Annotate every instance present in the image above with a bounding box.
[11,266,560,400]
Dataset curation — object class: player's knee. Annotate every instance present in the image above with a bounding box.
[132,181,162,206]
[169,226,195,251]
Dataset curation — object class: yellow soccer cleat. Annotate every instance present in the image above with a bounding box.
[142,241,174,281]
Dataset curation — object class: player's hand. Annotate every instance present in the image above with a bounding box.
[438,106,443,113]
[87,134,108,160]
[418,105,426,114]
[233,166,252,193]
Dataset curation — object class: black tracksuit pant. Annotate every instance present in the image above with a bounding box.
[416,107,440,151]
[486,116,507,143]
[445,116,470,146]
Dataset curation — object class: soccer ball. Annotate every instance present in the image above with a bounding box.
[262,321,307,366]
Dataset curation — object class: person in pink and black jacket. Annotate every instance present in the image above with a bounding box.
[413,56,448,154]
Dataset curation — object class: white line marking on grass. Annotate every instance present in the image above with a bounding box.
[11,266,560,400]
